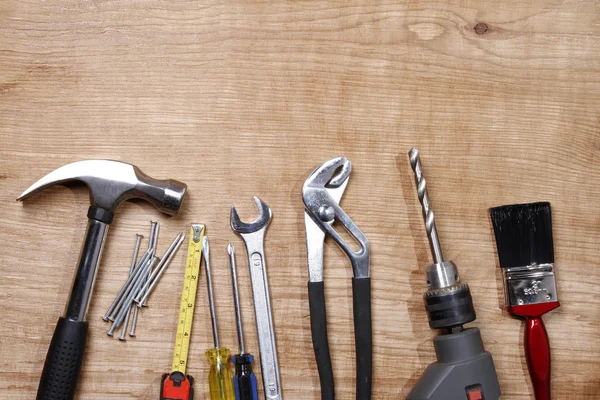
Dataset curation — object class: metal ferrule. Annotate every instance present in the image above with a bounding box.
[503,263,558,306]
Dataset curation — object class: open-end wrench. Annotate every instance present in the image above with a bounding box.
[231,197,282,400]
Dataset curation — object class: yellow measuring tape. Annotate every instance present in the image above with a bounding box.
[172,224,205,374]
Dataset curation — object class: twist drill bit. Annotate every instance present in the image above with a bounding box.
[409,148,444,264]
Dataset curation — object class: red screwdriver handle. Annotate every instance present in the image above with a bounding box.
[524,317,551,400]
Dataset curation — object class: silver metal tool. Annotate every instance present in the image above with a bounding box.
[303,157,372,400]
[408,148,457,288]
[303,157,369,279]
[103,245,153,321]
[151,221,160,253]
[138,221,159,306]
[108,256,158,336]
[115,256,158,326]
[229,243,260,400]
[231,197,282,400]
[130,222,159,336]
[119,233,144,341]
[104,221,158,322]
[304,157,351,283]
[228,244,245,354]
[409,150,444,264]
[108,250,157,322]
[202,237,220,349]
[143,221,159,306]
[135,232,185,305]
[18,159,187,400]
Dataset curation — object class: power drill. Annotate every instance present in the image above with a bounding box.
[407,149,501,400]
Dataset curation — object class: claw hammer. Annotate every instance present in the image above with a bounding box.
[17,160,187,400]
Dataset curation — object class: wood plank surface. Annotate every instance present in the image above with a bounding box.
[0,0,598,398]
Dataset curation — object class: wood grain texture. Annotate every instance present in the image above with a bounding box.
[0,0,598,398]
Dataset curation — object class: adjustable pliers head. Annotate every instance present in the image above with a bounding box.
[303,157,370,279]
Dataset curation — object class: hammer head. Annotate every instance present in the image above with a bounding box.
[17,160,187,221]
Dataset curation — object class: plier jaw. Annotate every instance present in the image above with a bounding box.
[303,157,370,279]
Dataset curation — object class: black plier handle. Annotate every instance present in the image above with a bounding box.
[303,157,372,400]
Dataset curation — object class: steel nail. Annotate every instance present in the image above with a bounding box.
[103,248,152,321]
[114,256,157,326]
[135,233,184,305]
[117,234,143,340]
[108,252,155,321]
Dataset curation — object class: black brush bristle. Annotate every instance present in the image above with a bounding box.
[489,202,554,268]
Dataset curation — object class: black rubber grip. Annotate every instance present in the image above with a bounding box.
[352,277,372,400]
[308,281,335,400]
[233,354,258,400]
[37,317,88,400]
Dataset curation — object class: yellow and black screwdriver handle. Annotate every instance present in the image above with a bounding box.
[161,224,205,400]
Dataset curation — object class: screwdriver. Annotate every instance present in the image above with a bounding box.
[203,236,235,400]
[228,244,259,400]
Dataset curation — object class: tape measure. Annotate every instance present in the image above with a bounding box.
[161,224,205,400]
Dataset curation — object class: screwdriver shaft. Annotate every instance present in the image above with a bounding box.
[203,236,219,349]
[229,243,258,400]
[228,244,245,355]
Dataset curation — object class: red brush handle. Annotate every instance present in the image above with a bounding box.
[509,301,559,400]
[524,316,551,400]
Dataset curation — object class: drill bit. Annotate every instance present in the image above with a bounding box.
[409,148,444,264]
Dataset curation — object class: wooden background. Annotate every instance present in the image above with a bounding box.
[0,0,598,398]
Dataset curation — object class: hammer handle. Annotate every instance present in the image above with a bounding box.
[37,317,88,400]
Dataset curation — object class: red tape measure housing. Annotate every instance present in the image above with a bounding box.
[160,372,194,400]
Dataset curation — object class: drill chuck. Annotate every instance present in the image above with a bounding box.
[423,261,476,330]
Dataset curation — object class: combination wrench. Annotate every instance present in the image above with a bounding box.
[231,197,282,400]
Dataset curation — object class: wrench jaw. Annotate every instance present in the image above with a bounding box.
[230,197,272,234]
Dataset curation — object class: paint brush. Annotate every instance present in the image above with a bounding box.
[490,202,560,400]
